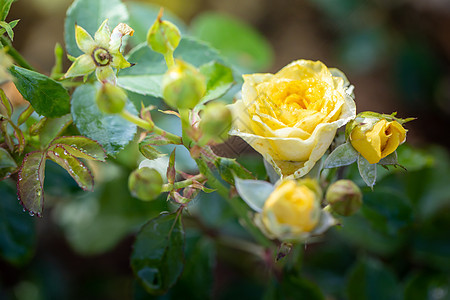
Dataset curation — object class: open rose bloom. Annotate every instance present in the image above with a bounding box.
[229,60,356,178]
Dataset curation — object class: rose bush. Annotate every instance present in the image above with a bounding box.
[255,179,322,241]
[228,60,356,178]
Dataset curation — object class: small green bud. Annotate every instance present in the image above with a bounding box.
[147,9,181,55]
[325,180,362,216]
[128,167,163,201]
[162,60,206,109]
[199,102,232,144]
[95,83,127,114]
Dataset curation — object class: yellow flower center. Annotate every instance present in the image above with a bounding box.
[252,77,344,136]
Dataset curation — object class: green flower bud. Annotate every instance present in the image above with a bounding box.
[325,180,362,216]
[95,83,127,114]
[128,167,163,201]
[162,60,206,109]
[147,10,181,55]
[199,102,232,144]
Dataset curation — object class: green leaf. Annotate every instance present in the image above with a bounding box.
[131,212,185,295]
[346,257,402,300]
[357,155,377,188]
[47,145,94,191]
[190,12,274,73]
[126,2,186,47]
[0,182,36,265]
[71,84,137,155]
[139,141,165,161]
[64,0,129,57]
[215,156,254,184]
[0,19,18,39]
[324,142,358,169]
[0,147,17,179]
[170,233,215,299]
[39,114,73,148]
[9,66,71,118]
[264,275,325,300]
[118,37,230,97]
[50,136,107,162]
[0,0,14,21]
[234,177,274,212]
[0,88,13,117]
[378,151,398,166]
[199,61,234,104]
[17,151,46,217]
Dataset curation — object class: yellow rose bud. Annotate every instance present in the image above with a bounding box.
[95,83,127,114]
[199,102,232,145]
[228,60,356,178]
[350,119,406,164]
[161,60,206,110]
[259,179,321,241]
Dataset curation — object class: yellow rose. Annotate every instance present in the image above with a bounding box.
[256,179,321,241]
[350,119,406,164]
[229,60,356,178]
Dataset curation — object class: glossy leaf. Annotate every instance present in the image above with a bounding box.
[234,177,274,212]
[131,212,185,295]
[71,84,137,155]
[64,0,129,57]
[190,12,274,72]
[47,145,94,191]
[118,37,230,97]
[50,136,107,162]
[0,182,36,265]
[9,66,71,117]
[0,147,17,179]
[357,155,377,188]
[199,61,234,104]
[126,2,186,47]
[323,142,359,169]
[17,151,46,216]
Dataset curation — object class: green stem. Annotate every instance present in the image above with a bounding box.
[164,51,175,69]
[179,108,192,148]
[161,173,206,193]
[1,36,35,71]
[120,109,153,131]
[152,125,182,145]
[119,109,182,144]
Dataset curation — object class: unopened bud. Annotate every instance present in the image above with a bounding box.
[95,83,127,114]
[326,180,362,216]
[147,9,181,55]
[162,60,206,109]
[199,102,232,144]
[128,167,163,201]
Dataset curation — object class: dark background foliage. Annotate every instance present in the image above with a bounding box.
[1,0,450,299]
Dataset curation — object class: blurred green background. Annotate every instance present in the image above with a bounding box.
[2,0,450,299]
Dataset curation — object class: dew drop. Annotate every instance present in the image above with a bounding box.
[22,208,26,212]
[29,211,34,217]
